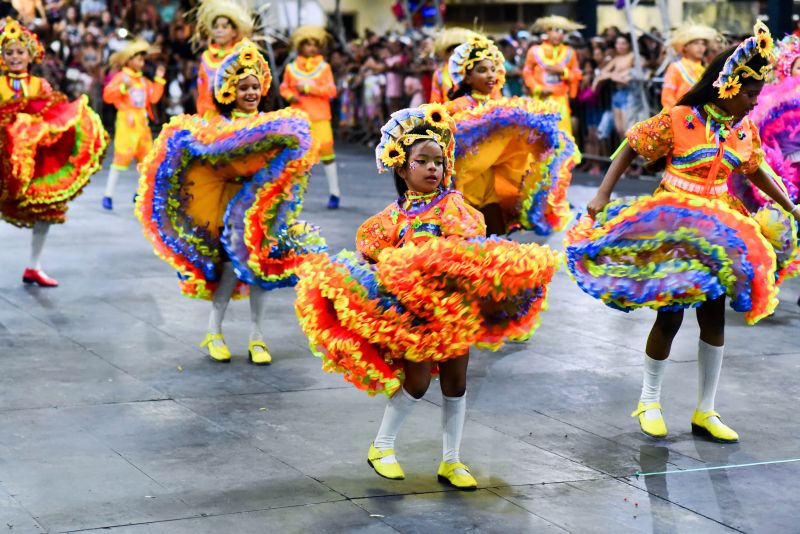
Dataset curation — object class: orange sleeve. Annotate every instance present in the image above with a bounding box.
[626,110,674,161]
[39,77,53,95]
[313,64,337,100]
[280,67,299,102]
[440,194,486,238]
[148,77,165,104]
[102,71,126,106]
[566,51,582,99]
[522,47,540,93]
[430,70,444,103]
[736,122,765,175]
[661,63,680,109]
[356,207,397,262]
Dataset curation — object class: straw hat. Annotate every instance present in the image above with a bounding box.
[109,39,151,68]
[190,0,255,49]
[291,26,329,49]
[532,16,585,33]
[668,24,721,53]
[434,27,478,55]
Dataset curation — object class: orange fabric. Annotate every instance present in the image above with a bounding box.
[196,42,239,116]
[627,105,764,200]
[523,43,581,99]
[430,65,451,103]
[356,191,485,263]
[280,55,336,122]
[0,75,50,104]
[103,68,165,120]
[661,58,705,109]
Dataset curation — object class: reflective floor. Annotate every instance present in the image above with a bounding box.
[1,144,798,533]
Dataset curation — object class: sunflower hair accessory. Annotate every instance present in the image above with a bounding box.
[213,39,271,105]
[375,103,457,187]
[447,35,506,93]
[713,20,774,99]
[0,17,44,67]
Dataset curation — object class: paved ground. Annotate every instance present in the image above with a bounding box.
[1,143,799,533]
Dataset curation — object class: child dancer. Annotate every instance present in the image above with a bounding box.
[0,17,108,286]
[446,35,579,236]
[524,16,584,136]
[295,104,558,489]
[280,26,341,209]
[191,0,253,117]
[566,22,800,443]
[101,39,165,210]
[430,27,476,104]
[136,42,323,364]
[661,24,720,109]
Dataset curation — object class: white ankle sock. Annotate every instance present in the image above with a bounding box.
[206,262,237,344]
[697,340,724,425]
[30,221,50,270]
[373,388,419,464]
[323,162,340,197]
[442,394,466,466]
[104,167,121,198]
[640,354,667,420]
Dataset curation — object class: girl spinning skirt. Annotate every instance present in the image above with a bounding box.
[294,105,559,398]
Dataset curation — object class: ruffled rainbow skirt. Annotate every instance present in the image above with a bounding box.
[294,236,559,396]
[136,109,325,300]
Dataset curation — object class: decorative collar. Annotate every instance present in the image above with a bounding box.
[399,188,446,214]
[231,109,258,118]
[123,67,143,78]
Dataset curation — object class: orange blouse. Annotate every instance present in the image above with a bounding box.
[661,58,705,109]
[522,43,581,99]
[627,105,763,199]
[279,55,336,122]
[356,189,485,262]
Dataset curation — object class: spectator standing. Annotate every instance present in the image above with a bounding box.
[593,34,635,141]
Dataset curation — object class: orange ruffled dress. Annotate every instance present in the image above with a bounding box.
[565,105,799,324]
[294,188,559,396]
[0,74,108,227]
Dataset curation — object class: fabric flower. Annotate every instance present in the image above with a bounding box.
[717,76,741,99]
[424,103,449,130]
[380,140,406,168]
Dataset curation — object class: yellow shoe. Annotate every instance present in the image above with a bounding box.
[367,443,405,480]
[248,340,272,365]
[631,402,668,438]
[691,410,739,443]
[437,461,478,490]
[200,333,231,362]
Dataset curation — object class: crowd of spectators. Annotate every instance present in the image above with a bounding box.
[6,0,794,167]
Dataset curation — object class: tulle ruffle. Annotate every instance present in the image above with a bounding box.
[136,109,323,300]
[452,97,579,234]
[0,93,108,227]
[564,193,793,325]
[294,236,558,396]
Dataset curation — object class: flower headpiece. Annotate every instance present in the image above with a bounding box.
[448,35,506,93]
[713,21,775,99]
[189,0,254,51]
[213,40,271,105]
[774,35,800,82]
[375,104,457,188]
[0,17,44,67]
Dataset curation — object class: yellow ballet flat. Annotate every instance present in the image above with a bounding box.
[248,340,272,365]
[200,333,231,362]
[367,443,405,480]
[691,410,739,443]
[631,402,668,438]
[437,461,478,490]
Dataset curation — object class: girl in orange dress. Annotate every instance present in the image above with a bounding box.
[0,17,108,287]
[566,22,800,443]
[294,104,558,490]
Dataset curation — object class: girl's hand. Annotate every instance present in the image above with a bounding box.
[155,65,166,79]
[586,192,611,218]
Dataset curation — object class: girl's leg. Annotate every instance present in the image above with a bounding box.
[692,296,736,440]
[103,167,122,209]
[202,262,238,361]
[479,203,505,236]
[370,361,431,474]
[634,309,684,435]
[323,160,341,209]
[248,284,272,363]
[438,354,477,488]
[23,222,59,287]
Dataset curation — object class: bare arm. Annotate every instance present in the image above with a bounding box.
[586,143,637,217]
[747,164,800,219]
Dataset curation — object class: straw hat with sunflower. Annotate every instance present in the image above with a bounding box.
[213,40,271,105]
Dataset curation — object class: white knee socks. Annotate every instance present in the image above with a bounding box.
[104,167,122,198]
[639,354,668,420]
[249,284,267,341]
[207,262,237,342]
[30,221,50,270]
[697,340,724,424]
[323,162,340,197]
[373,387,419,464]
[442,394,466,465]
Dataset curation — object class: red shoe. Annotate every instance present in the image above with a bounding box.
[22,268,59,287]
